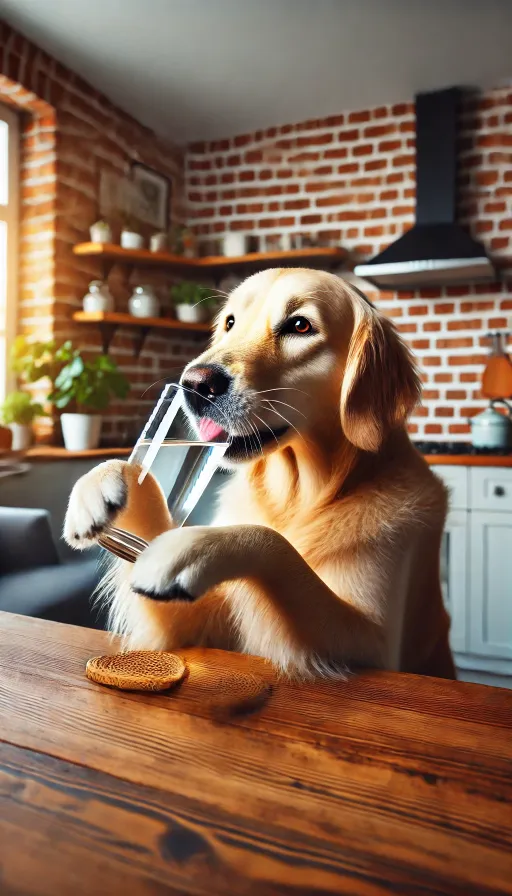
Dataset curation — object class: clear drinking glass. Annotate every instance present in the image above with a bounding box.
[128,385,229,527]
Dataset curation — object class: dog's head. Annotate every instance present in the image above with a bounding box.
[180,269,420,463]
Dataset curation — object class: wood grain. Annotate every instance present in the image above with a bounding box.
[0,612,511,895]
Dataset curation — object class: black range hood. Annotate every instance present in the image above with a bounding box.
[354,88,495,290]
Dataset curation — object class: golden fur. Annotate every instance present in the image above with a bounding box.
[65,269,455,680]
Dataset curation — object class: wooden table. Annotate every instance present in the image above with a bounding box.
[0,613,511,896]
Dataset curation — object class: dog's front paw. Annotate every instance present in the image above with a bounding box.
[64,460,128,549]
[131,526,226,602]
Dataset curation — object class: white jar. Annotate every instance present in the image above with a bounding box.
[82,280,115,313]
[89,221,112,243]
[121,230,144,250]
[128,285,160,318]
[150,232,167,253]
[222,233,247,257]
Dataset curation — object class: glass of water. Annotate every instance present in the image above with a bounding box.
[129,385,229,527]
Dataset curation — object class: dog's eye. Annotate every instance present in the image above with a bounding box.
[225,314,235,332]
[282,316,315,336]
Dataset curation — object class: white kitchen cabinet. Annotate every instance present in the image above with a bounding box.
[469,511,512,661]
[440,510,468,654]
[432,464,512,687]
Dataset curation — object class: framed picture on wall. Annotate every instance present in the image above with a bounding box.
[131,162,171,229]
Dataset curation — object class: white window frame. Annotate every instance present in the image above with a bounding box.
[0,102,19,401]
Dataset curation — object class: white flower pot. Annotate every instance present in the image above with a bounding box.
[175,303,210,324]
[61,414,102,451]
[222,233,247,257]
[9,423,32,451]
[121,230,144,250]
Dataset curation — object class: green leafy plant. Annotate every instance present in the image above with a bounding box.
[10,338,129,414]
[49,345,130,413]
[170,281,219,309]
[1,391,46,425]
[10,336,62,384]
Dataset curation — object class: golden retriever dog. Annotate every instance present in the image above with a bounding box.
[64,269,455,680]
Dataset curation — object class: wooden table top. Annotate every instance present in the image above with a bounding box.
[0,612,511,896]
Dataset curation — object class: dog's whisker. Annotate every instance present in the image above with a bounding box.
[243,424,257,461]
[192,294,227,309]
[246,417,264,457]
[262,401,306,444]
[255,387,310,397]
[261,398,307,419]
[140,371,186,399]
[252,413,281,448]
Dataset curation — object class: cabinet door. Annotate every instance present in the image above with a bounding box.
[441,510,468,654]
[469,511,512,659]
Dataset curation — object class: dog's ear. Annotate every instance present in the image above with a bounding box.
[340,291,421,452]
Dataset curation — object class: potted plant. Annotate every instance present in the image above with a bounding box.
[0,391,46,450]
[49,344,129,450]
[170,282,219,324]
[120,209,144,250]
[10,335,60,384]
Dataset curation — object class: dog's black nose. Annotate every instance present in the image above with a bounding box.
[181,365,231,412]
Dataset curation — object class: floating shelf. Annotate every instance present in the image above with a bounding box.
[73,242,347,275]
[73,310,211,356]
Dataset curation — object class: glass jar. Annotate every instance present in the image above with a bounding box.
[82,280,114,313]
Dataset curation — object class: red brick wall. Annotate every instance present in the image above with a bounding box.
[1,22,207,445]
[186,91,512,441]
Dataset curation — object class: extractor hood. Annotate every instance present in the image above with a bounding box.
[354,88,496,291]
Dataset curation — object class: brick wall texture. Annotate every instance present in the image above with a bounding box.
[0,22,206,444]
[186,93,512,440]
[2,20,512,443]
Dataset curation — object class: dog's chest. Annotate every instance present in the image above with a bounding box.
[212,472,318,555]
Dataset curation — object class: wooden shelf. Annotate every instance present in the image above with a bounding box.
[73,310,210,333]
[73,310,211,355]
[24,446,133,460]
[73,242,347,274]
[423,454,512,467]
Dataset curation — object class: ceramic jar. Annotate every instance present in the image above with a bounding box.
[89,221,112,243]
[150,232,167,253]
[128,285,160,318]
[222,233,247,257]
[82,281,115,313]
[121,230,144,250]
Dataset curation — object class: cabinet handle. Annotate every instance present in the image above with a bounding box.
[494,485,506,497]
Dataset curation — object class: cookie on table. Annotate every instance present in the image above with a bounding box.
[86,650,186,692]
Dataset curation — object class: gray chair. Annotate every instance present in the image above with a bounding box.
[0,507,106,628]
[0,472,229,628]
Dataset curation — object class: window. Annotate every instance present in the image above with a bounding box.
[0,103,19,402]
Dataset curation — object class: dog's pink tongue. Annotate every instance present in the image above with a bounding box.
[198,417,227,441]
